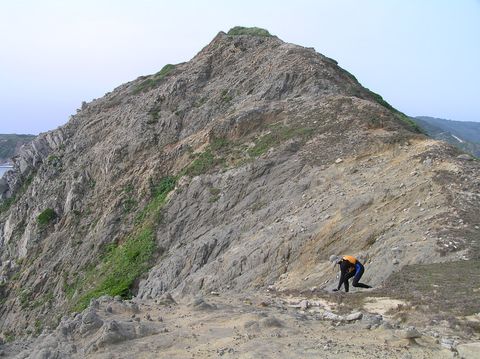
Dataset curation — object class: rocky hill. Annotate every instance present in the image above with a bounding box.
[0,134,35,165]
[0,27,479,358]
[412,116,480,157]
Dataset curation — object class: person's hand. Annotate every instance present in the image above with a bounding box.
[332,288,339,292]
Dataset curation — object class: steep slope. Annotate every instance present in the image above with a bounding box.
[0,28,479,346]
[0,134,35,165]
[412,116,480,157]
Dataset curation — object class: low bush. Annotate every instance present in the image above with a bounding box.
[227,26,272,37]
[133,64,175,94]
[72,176,177,311]
[37,208,56,227]
[248,124,313,157]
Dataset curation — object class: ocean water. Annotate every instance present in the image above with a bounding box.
[0,167,13,177]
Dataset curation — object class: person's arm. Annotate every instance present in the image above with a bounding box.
[334,261,347,291]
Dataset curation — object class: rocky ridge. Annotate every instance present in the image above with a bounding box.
[0,28,479,357]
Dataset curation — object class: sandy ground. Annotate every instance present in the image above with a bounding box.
[86,293,459,359]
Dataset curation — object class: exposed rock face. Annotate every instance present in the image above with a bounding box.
[0,29,479,342]
[0,134,35,166]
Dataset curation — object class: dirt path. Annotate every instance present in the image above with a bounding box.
[6,289,480,358]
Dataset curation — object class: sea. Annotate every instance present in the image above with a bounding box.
[0,166,13,177]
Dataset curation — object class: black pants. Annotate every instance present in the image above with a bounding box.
[344,262,370,292]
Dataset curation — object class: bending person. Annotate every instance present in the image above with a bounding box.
[329,255,372,292]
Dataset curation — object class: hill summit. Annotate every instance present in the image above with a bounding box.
[0,27,479,357]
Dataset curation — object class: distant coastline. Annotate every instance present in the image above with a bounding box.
[0,164,13,177]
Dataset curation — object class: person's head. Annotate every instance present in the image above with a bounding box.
[329,255,341,265]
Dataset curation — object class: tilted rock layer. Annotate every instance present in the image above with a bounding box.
[0,30,479,339]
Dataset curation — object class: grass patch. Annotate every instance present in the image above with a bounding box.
[34,319,43,335]
[31,291,54,309]
[220,89,233,104]
[227,26,272,37]
[398,114,423,133]
[0,172,35,214]
[367,89,422,133]
[383,259,480,317]
[208,187,221,203]
[37,208,56,227]
[73,228,156,311]
[248,124,313,157]
[122,184,137,213]
[46,154,62,167]
[71,176,177,312]
[3,330,15,343]
[133,64,175,94]
[19,289,32,309]
[182,150,218,177]
[194,96,208,108]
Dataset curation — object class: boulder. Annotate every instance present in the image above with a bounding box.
[456,342,480,358]
[345,312,363,321]
[401,326,421,339]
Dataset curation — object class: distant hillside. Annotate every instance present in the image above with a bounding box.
[0,134,35,164]
[412,116,480,157]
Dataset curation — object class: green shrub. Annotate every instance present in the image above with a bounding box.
[133,64,175,94]
[183,150,217,177]
[3,331,15,343]
[227,26,272,37]
[398,114,423,133]
[74,228,155,311]
[37,208,56,226]
[72,176,177,311]
[34,319,43,335]
[248,124,313,157]
[210,137,230,151]
[46,154,61,166]
[220,89,233,103]
[0,173,35,214]
[367,90,422,133]
[208,187,221,203]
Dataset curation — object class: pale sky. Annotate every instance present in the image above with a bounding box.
[0,0,479,134]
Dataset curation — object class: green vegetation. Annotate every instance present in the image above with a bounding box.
[227,26,272,37]
[367,89,422,133]
[3,330,15,343]
[46,154,61,165]
[122,184,137,213]
[71,176,177,311]
[34,319,43,335]
[133,64,176,94]
[208,187,221,203]
[0,172,35,214]
[182,150,217,177]
[19,289,32,309]
[31,291,54,309]
[148,103,163,123]
[248,124,313,157]
[37,208,57,227]
[73,228,155,311]
[220,89,233,104]
[397,114,423,133]
[194,96,208,108]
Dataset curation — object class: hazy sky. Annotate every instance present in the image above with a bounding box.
[1,0,479,134]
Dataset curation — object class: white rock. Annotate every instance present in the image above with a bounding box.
[299,300,309,310]
[345,312,363,321]
[456,342,480,358]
